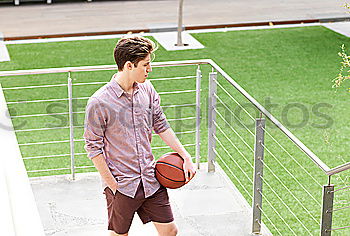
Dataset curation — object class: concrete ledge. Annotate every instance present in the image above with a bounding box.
[0,165,15,236]
[0,84,45,236]
[0,41,10,62]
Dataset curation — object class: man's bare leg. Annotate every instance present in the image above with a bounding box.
[109,230,128,236]
[153,221,178,236]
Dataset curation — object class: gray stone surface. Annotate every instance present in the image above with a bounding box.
[30,163,272,236]
[323,22,350,37]
[0,0,349,38]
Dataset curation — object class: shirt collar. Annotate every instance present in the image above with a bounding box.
[110,75,139,98]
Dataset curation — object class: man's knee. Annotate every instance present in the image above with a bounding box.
[170,225,178,236]
[154,221,178,236]
[162,224,178,236]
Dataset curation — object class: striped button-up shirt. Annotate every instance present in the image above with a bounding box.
[83,76,170,198]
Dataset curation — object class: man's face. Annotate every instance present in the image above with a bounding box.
[132,54,152,83]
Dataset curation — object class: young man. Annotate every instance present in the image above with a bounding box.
[83,36,196,236]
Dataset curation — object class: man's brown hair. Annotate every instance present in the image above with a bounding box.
[114,36,155,71]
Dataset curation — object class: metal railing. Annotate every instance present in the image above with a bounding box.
[206,60,350,235]
[1,59,350,235]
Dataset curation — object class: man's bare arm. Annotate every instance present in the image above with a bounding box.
[91,154,118,193]
[157,128,196,182]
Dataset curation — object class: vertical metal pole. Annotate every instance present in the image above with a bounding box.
[176,0,184,46]
[195,65,202,170]
[321,183,334,236]
[68,72,75,180]
[207,71,217,172]
[252,117,265,235]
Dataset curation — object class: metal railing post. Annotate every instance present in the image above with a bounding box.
[67,72,76,180]
[195,65,202,170]
[208,71,217,172]
[252,117,266,235]
[321,183,334,236]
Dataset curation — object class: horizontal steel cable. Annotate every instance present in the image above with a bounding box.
[215,80,255,121]
[72,97,90,100]
[28,166,96,173]
[214,108,254,153]
[213,135,253,185]
[162,103,196,108]
[148,75,196,81]
[7,98,69,104]
[260,174,314,235]
[158,89,197,95]
[213,121,253,169]
[12,112,69,118]
[333,185,350,193]
[75,166,95,169]
[12,104,193,119]
[214,95,255,137]
[74,153,88,156]
[167,117,196,122]
[151,130,196,137]
[7,90,194,104]
[7,96,89,104]
[72,82,106,86]
[18,129,194,147]
[260,142,322,208]
[19,139,70,146]
[3,83,67,90]
[171,130,196,135]
[27,167,70,173]
[16,126,69,132]
[261,126,323,188]
[23,153,70,160]
[151,143,195,150]
[256,204,283,236]
[16,126,83,132]
[329,225,350,231]
[258,189,297,235]
[212,148,253,201]
[331,204,350,212]
[23,152,87,160]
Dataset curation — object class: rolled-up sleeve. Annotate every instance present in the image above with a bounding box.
[150,84,170,134]
[83,97,106,159]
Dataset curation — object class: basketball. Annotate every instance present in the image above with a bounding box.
[155,152,187,189]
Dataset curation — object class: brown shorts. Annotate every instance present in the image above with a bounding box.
[104,181,174,235]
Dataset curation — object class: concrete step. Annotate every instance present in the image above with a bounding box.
[30,163,272,236]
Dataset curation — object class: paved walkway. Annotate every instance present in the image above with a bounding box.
[0,0,349,39]
[30,163,271,236]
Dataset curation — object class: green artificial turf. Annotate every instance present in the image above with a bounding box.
[1,26,350,235]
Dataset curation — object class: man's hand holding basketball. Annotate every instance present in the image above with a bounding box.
[183,156,196,183]
[157,128,196,183]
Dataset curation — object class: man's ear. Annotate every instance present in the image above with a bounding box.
[124,61,133,71]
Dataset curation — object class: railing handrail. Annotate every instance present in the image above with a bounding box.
[1,59,348,176]
[0,59,211,77]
